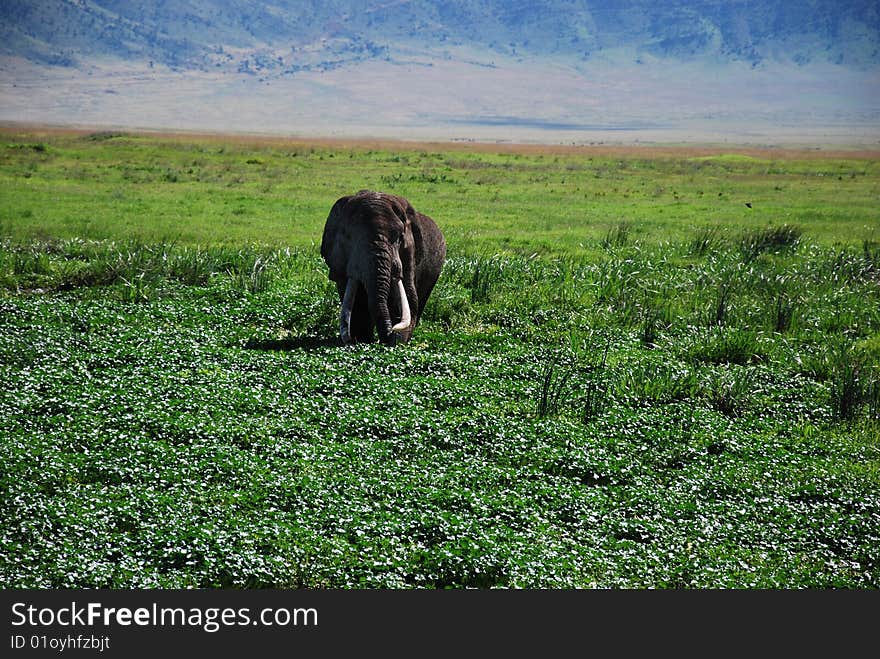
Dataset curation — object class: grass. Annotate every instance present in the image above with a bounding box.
[1,130,879,588]
[1,130,878,253]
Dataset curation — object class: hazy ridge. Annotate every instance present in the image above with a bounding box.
[3,1,878,71]
[1,1,878,145]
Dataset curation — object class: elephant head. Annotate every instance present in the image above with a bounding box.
[320,190,446,346]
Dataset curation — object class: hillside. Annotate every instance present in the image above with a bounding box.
[3,1,878,72]
[0,1,878,145]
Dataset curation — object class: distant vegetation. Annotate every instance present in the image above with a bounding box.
[1,131,878,587]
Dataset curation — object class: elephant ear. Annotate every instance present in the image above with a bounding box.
[389,194,417,232]
[321,195,350,261]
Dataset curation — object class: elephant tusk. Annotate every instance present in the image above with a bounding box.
[340,278,356,344]
[391,279,412,333]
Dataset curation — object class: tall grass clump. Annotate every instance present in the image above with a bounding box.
[829,349,880,421]
[534,340,616,421]
[578,340,611,423]
[102,243,283,297]
[639,299,676,348]
[590,254,651,322]
[450,254,512,305]
[640,305,661,347]
[536,358,573,419]
[616,361,701,405]
[822,240,880,286]
[686,327,764,365]
[703,366,755,417]
[228,252,275,294]
[751,272,801,334]
[0,239,306,297]
[862,239,879,277]
[468,256,496,304]
[688,225,725,257]
[10,247,53,278]
[600,221,632,250]
[771,292,797,333]
[712,275,738,327]
[739,223,802,260]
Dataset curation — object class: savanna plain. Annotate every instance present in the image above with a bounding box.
[1,128,878,588]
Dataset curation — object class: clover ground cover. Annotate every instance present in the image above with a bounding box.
[1,132,878,587]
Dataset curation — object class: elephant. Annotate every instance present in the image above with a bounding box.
[320,190,446,345]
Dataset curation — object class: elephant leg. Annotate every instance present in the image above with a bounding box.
[350,283,375,343]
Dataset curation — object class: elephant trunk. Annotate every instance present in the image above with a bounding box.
[369,266,395,345]
[367,256,411,345]
[339,250,412,346]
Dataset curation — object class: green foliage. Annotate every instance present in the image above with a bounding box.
[1,134,879,588]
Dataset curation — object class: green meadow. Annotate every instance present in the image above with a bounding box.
[1,131,878,587]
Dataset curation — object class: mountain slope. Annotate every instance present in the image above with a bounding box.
[2,0,878,71]
[1,1,877,146]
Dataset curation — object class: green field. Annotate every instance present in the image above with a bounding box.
[1,131,879,587]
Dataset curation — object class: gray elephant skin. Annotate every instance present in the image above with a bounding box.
[320,190,446,345]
